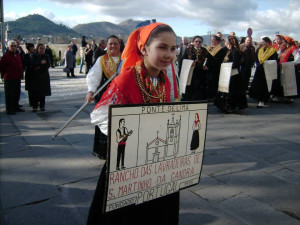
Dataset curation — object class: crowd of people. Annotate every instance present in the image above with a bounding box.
[2,30,298,115]
[0,39,51,114]
[177,32,299,112]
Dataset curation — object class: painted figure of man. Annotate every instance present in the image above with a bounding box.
[116,118,132,170]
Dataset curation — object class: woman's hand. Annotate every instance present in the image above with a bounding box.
[41,59,47,64]
[86,91,95,102]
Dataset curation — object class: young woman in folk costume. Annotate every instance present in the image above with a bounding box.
[87,23,179,225]
[273,34,284,52]
[86,35,122,160]
[206,35,227,101]
[249,37,278,108]
[271,36,300,102]
[214,36,248,113]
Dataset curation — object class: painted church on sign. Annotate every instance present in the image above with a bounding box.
[145,114,181,164]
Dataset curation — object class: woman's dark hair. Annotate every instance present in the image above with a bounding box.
[227,36,241,52]
[35,43,45,52]
[25,43,34,51]
[145,25,176,46]
[262,37,272,44]
[212,35,221,43]
[119,39,125,53]
[240,37,246,44]
[275,34,283,40]
[107,35,120,43]
[193,35,203,42]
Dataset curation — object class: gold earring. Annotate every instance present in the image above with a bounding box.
[144,55,148,65]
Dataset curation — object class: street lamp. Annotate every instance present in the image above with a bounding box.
[1,0,5,55]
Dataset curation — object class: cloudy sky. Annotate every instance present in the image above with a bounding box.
[3,0,300,41]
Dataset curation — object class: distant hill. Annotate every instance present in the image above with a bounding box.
[5,14,79,39]
[118,19,141,32]
[72,19,142,40]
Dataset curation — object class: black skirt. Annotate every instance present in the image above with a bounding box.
[87,163,180,225]
[215,74,248,112]
[190,130,199,150]
[93,126,107,159]
[249,65,270,102]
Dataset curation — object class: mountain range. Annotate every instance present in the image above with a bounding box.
[4,14,213,44]
[3,14,143,43]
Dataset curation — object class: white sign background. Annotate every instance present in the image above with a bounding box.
[218,62,233,93]
[105,102,207,212]
[179,59,194,94]
[263,60,277,92]
[281,62,298,96]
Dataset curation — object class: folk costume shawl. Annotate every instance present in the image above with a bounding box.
[279,36,299,65]
[120,22,171,103]
[194,113,200,127]
[207,44,222,57]
[99,52,121,78]
[258,46,277,64]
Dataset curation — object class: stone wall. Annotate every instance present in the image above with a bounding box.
[21,44,81,61]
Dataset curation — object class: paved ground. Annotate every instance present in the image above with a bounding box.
[0,67,300,225]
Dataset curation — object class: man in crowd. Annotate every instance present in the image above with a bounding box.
[216,32,225,47]
[85,43,94,74]
[45,45,54,68]
[240,36,256,92]
[79,36,87,73]
[177,36,188,75]
[91,40,98,51]
[71,40,78,56]
[0,40,25,114]
[93,39,106,65]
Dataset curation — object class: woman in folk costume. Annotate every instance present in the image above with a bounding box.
[271,36,300,102]
[273,34,284,52]
[180,35,213,101]
[249,37,278,108]
[87,23,179,225]
[214,36,248,113]
[86,35,122,159]
[206,35,227,101]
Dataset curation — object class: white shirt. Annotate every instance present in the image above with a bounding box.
[86,56,120,93]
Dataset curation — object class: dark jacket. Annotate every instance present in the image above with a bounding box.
[225,47,241,69]
[93,48,106,65]
[240,43,255,66]
[65,50,76,69]
[71,44,78,55]
[24,53,34,90]
[30,53,51,96]
[85,48,93,64]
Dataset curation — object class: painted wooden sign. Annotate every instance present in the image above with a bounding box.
[104,102,207,212]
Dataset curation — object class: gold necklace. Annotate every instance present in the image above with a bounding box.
[135,70,165,103]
